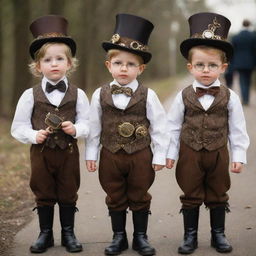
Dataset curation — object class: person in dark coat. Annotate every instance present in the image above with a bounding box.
[231,19,256,105]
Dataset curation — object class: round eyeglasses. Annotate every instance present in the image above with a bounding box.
[111,61,140,69]
[193,63,220,72]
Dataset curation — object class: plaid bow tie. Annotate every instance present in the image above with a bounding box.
[196,86,220,98]
[46,80,66,93]
[111,84,133,97]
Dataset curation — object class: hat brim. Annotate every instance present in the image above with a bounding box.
[180,38,233,61]
[29,37,76,59]
[102,42,152,64]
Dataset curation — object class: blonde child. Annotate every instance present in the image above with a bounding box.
[11,15,89,253]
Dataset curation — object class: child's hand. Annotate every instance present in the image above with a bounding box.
[152,164,165,171]
[86,160,97,172]
[36,129,49,144]
[62,121,76,136]
[230,162,243,173]
[166,158,175,169]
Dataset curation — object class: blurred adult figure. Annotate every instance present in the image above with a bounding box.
[232,19,256,105]
[224,60,234,88]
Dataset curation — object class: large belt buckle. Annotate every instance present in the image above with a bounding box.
[135,125,148,138]
[45,112,63,133]
[118,122,135,137]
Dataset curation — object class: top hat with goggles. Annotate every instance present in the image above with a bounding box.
[102,13,154,64]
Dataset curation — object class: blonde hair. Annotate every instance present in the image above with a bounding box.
[29,42,78,77]
[106,49,144,65]
[188,45,227,63]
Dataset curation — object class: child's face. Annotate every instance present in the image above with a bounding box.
[105,51,145,85]
[187,48,228,86]
[36,44,71,82]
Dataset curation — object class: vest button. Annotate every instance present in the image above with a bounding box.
[205,113,208,116]
[55,108,59,112]
[54,136,58,140]
[204,125,207,128]
[121,144,124,148]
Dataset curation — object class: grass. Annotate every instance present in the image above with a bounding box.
[0,118,34,256]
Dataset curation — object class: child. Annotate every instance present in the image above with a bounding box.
[85,13,168,256]
[166,13,249,254]
[11,15,89,253]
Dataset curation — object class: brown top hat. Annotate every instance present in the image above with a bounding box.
[102,13,154,63]
[180,12,233,61]
[29,15,76,59]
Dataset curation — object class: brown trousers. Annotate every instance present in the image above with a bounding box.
[30,143,80,207]
[176,141,230,209]
[99,147,155,211]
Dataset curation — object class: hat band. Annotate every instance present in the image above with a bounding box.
[34,32,68,40]
[110,33,149,52]
[191,32,226,41]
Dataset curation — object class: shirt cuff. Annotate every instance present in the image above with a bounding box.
[166,147,179,161]
[152,152,166,165]
[73,124,89,139]
[232,150,247,164]
[85,146,99,161]
[30,130,39,144]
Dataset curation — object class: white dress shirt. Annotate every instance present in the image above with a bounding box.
[11,76,90,144]
[85,79,168,165]
[166,79,250,163]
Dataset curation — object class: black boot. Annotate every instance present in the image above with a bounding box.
[105,210,128,255]
[59,205,83,252]
[30,206,54,253]
[178,207,199,254]
[210,206,232,253]
[132,210,155,256]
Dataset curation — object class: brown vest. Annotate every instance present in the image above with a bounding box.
[180,85,230,151]
[100,83,151,154]
[31,83,77,149]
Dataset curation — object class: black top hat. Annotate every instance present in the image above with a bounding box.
[29,15,76,59]
[102,13,154,63]
[180,12,233,61]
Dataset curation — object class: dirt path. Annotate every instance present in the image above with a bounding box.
[10,75,256,256]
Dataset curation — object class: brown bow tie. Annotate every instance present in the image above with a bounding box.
[196,86,220,98]
[46,80,66,93]
[111,84,133,97]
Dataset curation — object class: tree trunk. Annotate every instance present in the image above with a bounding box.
[12,0,31,111]
[0,0,2,116]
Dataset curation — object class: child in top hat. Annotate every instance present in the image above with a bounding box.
[85,13,168,256]
[11,15,89,253]
[166,12,249,254]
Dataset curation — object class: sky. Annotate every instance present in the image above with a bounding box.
[206,0,256,34]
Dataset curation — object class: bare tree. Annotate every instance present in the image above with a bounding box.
[11,0,31,111]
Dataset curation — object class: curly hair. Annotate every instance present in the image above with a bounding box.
[28,42,78,77]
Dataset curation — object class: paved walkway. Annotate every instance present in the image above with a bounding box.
[11,75,256,256]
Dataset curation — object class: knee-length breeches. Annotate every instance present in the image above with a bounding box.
[30,144,80,207]
[176,142,230,209]
[99,147,155,211]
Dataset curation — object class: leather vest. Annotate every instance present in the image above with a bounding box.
[31,83,77,149]
[180,85,230,151]
[100,83,151,154]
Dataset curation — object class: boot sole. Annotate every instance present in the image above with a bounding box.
[104,244,128,255]
[62,243,83,252]
[211,242,232,253]
[30,241,54,253]
[178,245,198,254]
[132,245,156,256]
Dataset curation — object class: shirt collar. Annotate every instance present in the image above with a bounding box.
[110,79,138,92]
[42,76,68,92]
[192,79,220,91]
